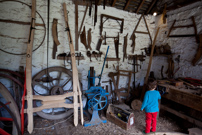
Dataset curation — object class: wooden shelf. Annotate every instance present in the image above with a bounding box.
[57,56,85,60]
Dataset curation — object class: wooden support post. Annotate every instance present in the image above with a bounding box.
[140,27,160,100]
[26,0,36,133]
[191,16,199,43]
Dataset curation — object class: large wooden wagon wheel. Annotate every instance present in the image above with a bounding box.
[0,82,21,135]
[32,66,78,120]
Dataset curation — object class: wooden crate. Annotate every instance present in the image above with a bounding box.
[106,104,135,130]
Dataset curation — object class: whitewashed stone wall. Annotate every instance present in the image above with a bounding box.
[152,1,202,80]
[0,0,156,93]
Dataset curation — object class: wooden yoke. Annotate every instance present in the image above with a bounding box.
[63,3,84,126]
[26,0,36,133]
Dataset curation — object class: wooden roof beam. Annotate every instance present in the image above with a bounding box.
[112,0,117,7]
[98,0,102,5]
[136,0,146,13]
[167,0,201,11]
[145,0,157,14]
[124,0,132,10]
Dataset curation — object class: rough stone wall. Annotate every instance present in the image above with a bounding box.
[0,0,156,94]
[152,1,202,80]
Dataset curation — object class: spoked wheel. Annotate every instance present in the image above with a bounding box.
[88,93,107,111]
[0,83,21,135]
[32,67,77,120]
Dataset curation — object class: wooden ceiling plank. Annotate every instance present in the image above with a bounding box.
[167,0,201,11]
[112,0,117,7]
[136,0,146,13]
[98,0,102,5]
[146,0,157,14]
[124,0,132,10]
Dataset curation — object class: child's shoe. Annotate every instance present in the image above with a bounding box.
[142,130,149,134]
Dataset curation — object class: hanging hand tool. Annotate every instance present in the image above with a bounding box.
[52,18,60,59]
[131,34,136,53]
[94,0,98,26]
[96,36,103,51]
[114,35,119,59]
[89,0,92,16]
[87,28,92,50]
[80,26,88,50]
[78,4,88,36]
[103,0,106,9]
[100,14,124,36]
[123,33,128,62]
[92,51,98,61]
[87,51,92,62]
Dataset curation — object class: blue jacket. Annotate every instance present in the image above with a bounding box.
[141,90,161,113]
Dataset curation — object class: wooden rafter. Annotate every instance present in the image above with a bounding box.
[167,0,201,11]
[98,0,102,5]
[124,0,131,10]
[145,0,157,14]
[112,0,117,7]
[136,0,146,13]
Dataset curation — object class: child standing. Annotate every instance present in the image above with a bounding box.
[141,79,161,134]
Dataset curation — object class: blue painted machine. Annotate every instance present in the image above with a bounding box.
[84,46,109,127]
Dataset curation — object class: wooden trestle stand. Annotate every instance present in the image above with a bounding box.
[25,1,83,134]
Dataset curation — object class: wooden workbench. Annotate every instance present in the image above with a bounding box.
[158,84,202,112]
[158,83,202,127]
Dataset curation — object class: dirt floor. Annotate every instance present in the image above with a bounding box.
[24,104,188,135]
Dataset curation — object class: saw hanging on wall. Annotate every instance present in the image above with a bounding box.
[80,26,88,50]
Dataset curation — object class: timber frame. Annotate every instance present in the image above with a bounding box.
[108,70,136,103]
[100,14,124,36]
[130,14,152,43]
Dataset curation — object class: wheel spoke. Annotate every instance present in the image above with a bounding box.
[47,73,54,87]
[99,102,102,109]
[93,103,98,108]
[35,82,49,90]
[100,100,106,103]
[99,95,102,101]
[57,71,62,85]
[62,78,72,88]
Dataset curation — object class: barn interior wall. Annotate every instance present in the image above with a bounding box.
[152,1,202,80]
[0,0,156,93]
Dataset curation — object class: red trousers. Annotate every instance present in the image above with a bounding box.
[145,112,158,133]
